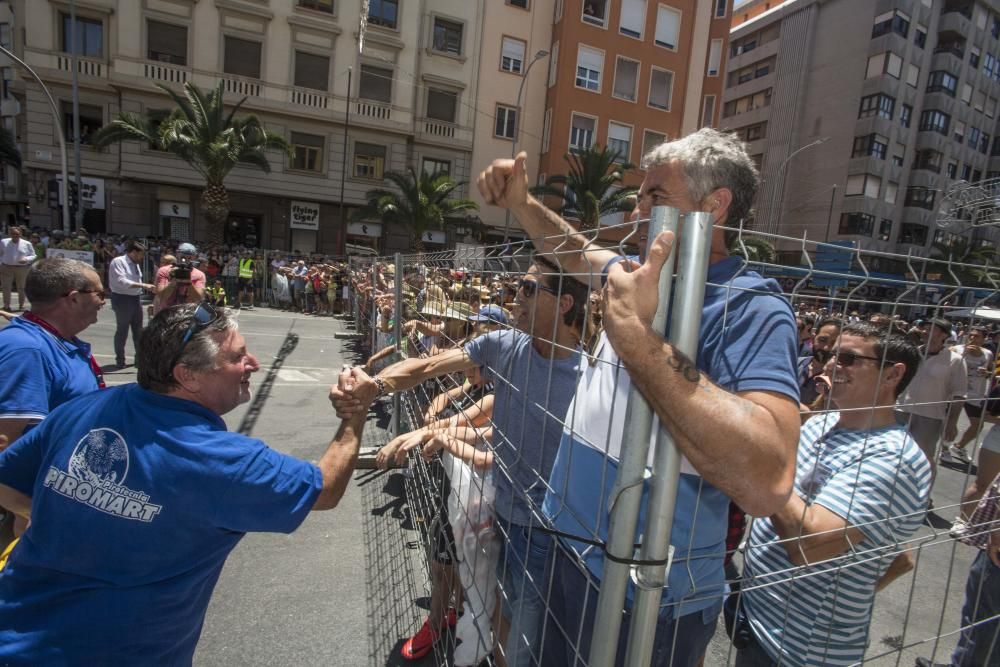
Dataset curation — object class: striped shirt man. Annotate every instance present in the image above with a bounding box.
[742,411,931,666]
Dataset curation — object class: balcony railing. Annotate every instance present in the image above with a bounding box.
[290,88,330,110]
[143,62,189,84]
[223,75,262,97]
[56,55,104,77]
[356,100,392,121]
[422,119,456,139]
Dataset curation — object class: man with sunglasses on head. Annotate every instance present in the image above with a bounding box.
[477,128,801,665]
[738,322,930,666]
[330,258,587,667]
[0,303,370,664]
[0,258,107,547]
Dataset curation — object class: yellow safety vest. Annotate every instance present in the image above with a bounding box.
[238,258,254,279]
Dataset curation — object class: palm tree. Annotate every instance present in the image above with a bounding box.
[930,235,998,287]
[354,168,478,252]
[730,235,776,264]
[91,81,289,243]
[0,127,21,170]
[530,144,639,231]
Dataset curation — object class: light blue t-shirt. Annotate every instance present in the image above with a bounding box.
[465,328,581,526]
[542,256,800,620]
[0,384,322,665]
[743,413,930,666]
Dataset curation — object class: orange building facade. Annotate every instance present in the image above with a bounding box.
[537,0,734,194]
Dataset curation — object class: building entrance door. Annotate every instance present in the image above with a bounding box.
[225,213,261,248]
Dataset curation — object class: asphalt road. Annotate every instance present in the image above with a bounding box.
[5,303,991,666]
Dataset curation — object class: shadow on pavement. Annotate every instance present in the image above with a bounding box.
[237,326,299,436]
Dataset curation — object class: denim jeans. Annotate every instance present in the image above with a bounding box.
[497,516,551,667]
[542,540,719,667]
[953,549,1000,666]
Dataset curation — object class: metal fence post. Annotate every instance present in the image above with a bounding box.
[589,206,680,667]
[391,252,403,436]
[350,257,360,330]
[622,211,715,666]
[370,261,378,354]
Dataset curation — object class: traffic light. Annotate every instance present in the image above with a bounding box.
[67,181,79,211]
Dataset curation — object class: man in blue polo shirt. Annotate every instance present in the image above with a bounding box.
[0,304,370,664]
[477,127,801,665]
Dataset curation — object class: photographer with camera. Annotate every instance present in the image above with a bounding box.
[152,243,206,317]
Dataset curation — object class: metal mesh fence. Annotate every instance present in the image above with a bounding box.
[346,214,1000,667]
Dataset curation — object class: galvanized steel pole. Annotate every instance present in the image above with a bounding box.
[391,252,402,435]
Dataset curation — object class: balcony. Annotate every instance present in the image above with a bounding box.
[356,100,392,121]
[56,54,105,78]
[416,118,473,147]
[289,87,330,110]
[223,75,261,98]
[143,61,189,85]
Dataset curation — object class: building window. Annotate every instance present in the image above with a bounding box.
[619,0,646,38]
[548,42,560,87]
[61,13,103,58]
[542,108,552,152]
[981,132,990,154]
[866,52,902,79]
[298,0,334,12]
[570,113,596,152]
[838,212,875,236]
[359,65,393,103]
[648,67,673,110]
[913,149,943,172]
[507,0,529,7]
[582,0,607,27]
[368,0,398,29]
[927,70,959,96]
[918,109,950,135]
[715,0,727,18]
[223,36,261,79]
[354,142,385,179]
[858,93,894,119]
[290,132,324,172]
[900,104,912,128]
[61,101,102,144]
[501,36,526,74]
[915,23,927,48]
[904,186,935,210]
[147,20,187,66]
[432,18,463,56]
[947,160,958,178]
[612,57,639,101]
[846,174,881,199]
[906,64,919,87]
[851,134,888,160]
[495,104,517,139]
[969,126,982,149]
[962,163,972,180]
[871,9,910,38]
[723,89,771,117]
[953,120,966,143]
[878,219,893,241]
[891,143,905,166]
[426,88,457,123]
[642,130,666,158]
[655,5,681,50]
[885,182,898,205]
[422,157,451,177]
[742,122,766,142]
[294,51,330,91]
[701,95,716,127]
[707,39,723,77]
[898,222,928,245]
[971,45,981,68]
[608,121,631,162]
[576,45,603,91]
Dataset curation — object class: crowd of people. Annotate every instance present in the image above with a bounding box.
[1,127,999,665]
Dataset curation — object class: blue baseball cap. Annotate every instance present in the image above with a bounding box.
[468,304,509,325]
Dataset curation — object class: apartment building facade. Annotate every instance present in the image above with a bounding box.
[722,0,1000,271]
[537,0,732,207]
[11,0,486,254]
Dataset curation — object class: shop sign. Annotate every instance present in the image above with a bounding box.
[347,222,382,237]
[290,200,320,230]
[159,201,191,218]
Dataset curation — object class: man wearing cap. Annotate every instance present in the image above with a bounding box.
[107,242,156,370]
[896,317,967,488]
[153,243,206,317]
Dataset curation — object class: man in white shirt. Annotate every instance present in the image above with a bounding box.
[1,226,37,311]
[107,241,155,369]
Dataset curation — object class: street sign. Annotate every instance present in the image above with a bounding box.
[812,240,855,287]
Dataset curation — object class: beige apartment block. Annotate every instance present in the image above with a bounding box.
[468,0,554,237]
[11,0,485,254]
[722,0,1000,270]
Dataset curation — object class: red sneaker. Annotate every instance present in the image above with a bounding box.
[401,619,439,660]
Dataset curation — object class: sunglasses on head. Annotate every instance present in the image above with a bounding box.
[518,279,557,299]
[172,302,221,368]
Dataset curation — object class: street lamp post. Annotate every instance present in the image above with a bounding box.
[768,136,829,235]
[0,44,70,233]
[502,49,549,245]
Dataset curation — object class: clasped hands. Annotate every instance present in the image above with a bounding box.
[329,366,378,419]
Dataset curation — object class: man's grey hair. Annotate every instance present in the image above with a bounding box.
[25,258,95,306]
[137,304,239,393]
[641,128,759,232]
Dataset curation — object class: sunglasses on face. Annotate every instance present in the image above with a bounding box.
[829,350,887,367]
[518,279,557,299]
[172,302,221,367]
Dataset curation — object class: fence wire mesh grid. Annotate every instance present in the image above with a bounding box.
[345,215,1000,667]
